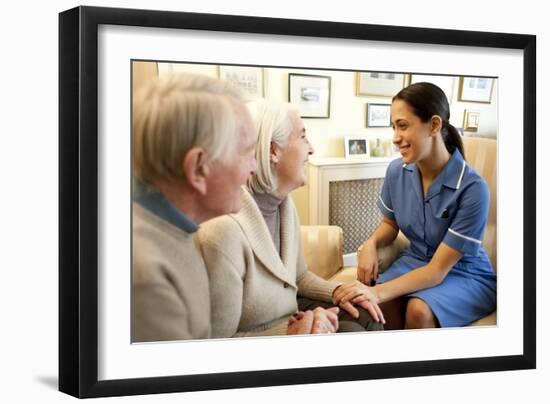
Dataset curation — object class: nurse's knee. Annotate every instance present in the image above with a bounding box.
[405,298,437,329]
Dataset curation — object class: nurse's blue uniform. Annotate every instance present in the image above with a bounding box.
[376,148,496,327]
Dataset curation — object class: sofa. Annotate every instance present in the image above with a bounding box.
[300,136,497,327]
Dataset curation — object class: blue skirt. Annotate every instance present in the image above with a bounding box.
[377,253,497,327]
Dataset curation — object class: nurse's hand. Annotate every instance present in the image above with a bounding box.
[336,295,386,324]
[357,239,379,285]
[352,295,385,324]
[334,292,385,324]
[356,298,386,324]
[332,280,380,306]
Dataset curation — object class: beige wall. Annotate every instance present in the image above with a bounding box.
[132,61,158,95]
[158,62,498,155]
[157,62,498,224]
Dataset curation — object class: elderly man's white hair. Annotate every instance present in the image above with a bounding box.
[245,100,298,194]
[133,73,244,182]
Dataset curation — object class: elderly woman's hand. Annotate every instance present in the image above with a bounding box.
[333,280,379,305]
[287,307,339,334]
[333,284,385,324]
[312,306,339,333]
[287,310,314,335]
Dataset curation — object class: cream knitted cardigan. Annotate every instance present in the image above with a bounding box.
[198,189,340,338]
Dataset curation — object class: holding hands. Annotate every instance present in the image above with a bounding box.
[332,281,385,324]
[333,280,380,305]
[286,237,388,334]
[287,306,340,335]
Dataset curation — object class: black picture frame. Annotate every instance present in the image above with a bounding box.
[288,73,332,118]
[366,103,392,127]
[59,5,536,399]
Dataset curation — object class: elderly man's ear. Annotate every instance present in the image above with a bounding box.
[182,147,209,195]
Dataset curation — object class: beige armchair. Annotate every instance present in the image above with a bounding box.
[301,136,497,327]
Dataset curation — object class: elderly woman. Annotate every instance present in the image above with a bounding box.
[198,100,385,338]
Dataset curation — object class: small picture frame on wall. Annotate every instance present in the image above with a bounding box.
[344,136,370,159]
[458,77,495,103]
[356,72,407,97]
[218,65,264,100]
[463,109,481,131]
[366,103,391,127]
[288,73,331,118]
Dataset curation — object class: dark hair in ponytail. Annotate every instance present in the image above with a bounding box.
[393,82,464,158]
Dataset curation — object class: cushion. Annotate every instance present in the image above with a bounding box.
[301,225,344,280]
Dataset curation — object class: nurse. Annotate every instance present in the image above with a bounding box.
[333,82,497,329]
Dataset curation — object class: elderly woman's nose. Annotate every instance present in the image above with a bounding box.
[307,139,315,155]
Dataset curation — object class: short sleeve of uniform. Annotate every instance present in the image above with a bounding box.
[443,179,490,256]
[376,163,396,221]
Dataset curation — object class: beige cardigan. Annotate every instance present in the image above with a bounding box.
[198,189,340,338]
[132,203,211,342]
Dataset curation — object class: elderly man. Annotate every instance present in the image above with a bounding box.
[132,73,336,342]
[131,73,257,342]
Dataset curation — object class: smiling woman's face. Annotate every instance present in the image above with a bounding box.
[271,111,314,196]
[390,99,434,164]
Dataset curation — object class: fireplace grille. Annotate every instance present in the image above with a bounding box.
[329,178,385,254]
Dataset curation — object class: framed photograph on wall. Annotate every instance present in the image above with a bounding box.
[458,76,495,103]
[288,73,331,118]
[59,5,536,399]
[463,109,481,131]
[356,72,407,97]
[218,65,264,100]
[344,136,370,159]
[366,103,391,127]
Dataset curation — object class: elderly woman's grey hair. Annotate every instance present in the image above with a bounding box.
[133,73,244,183]
[245,100,298,194]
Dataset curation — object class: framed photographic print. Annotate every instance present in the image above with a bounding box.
[356,72,407,97]
[458,77,495,103]
[345,136,370,158]
[409,74,455,103]
[463,109,481,132]
[288,73,331,118]
[218,65,264,100]
[366,103,391,127]
[59,5,536,399]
